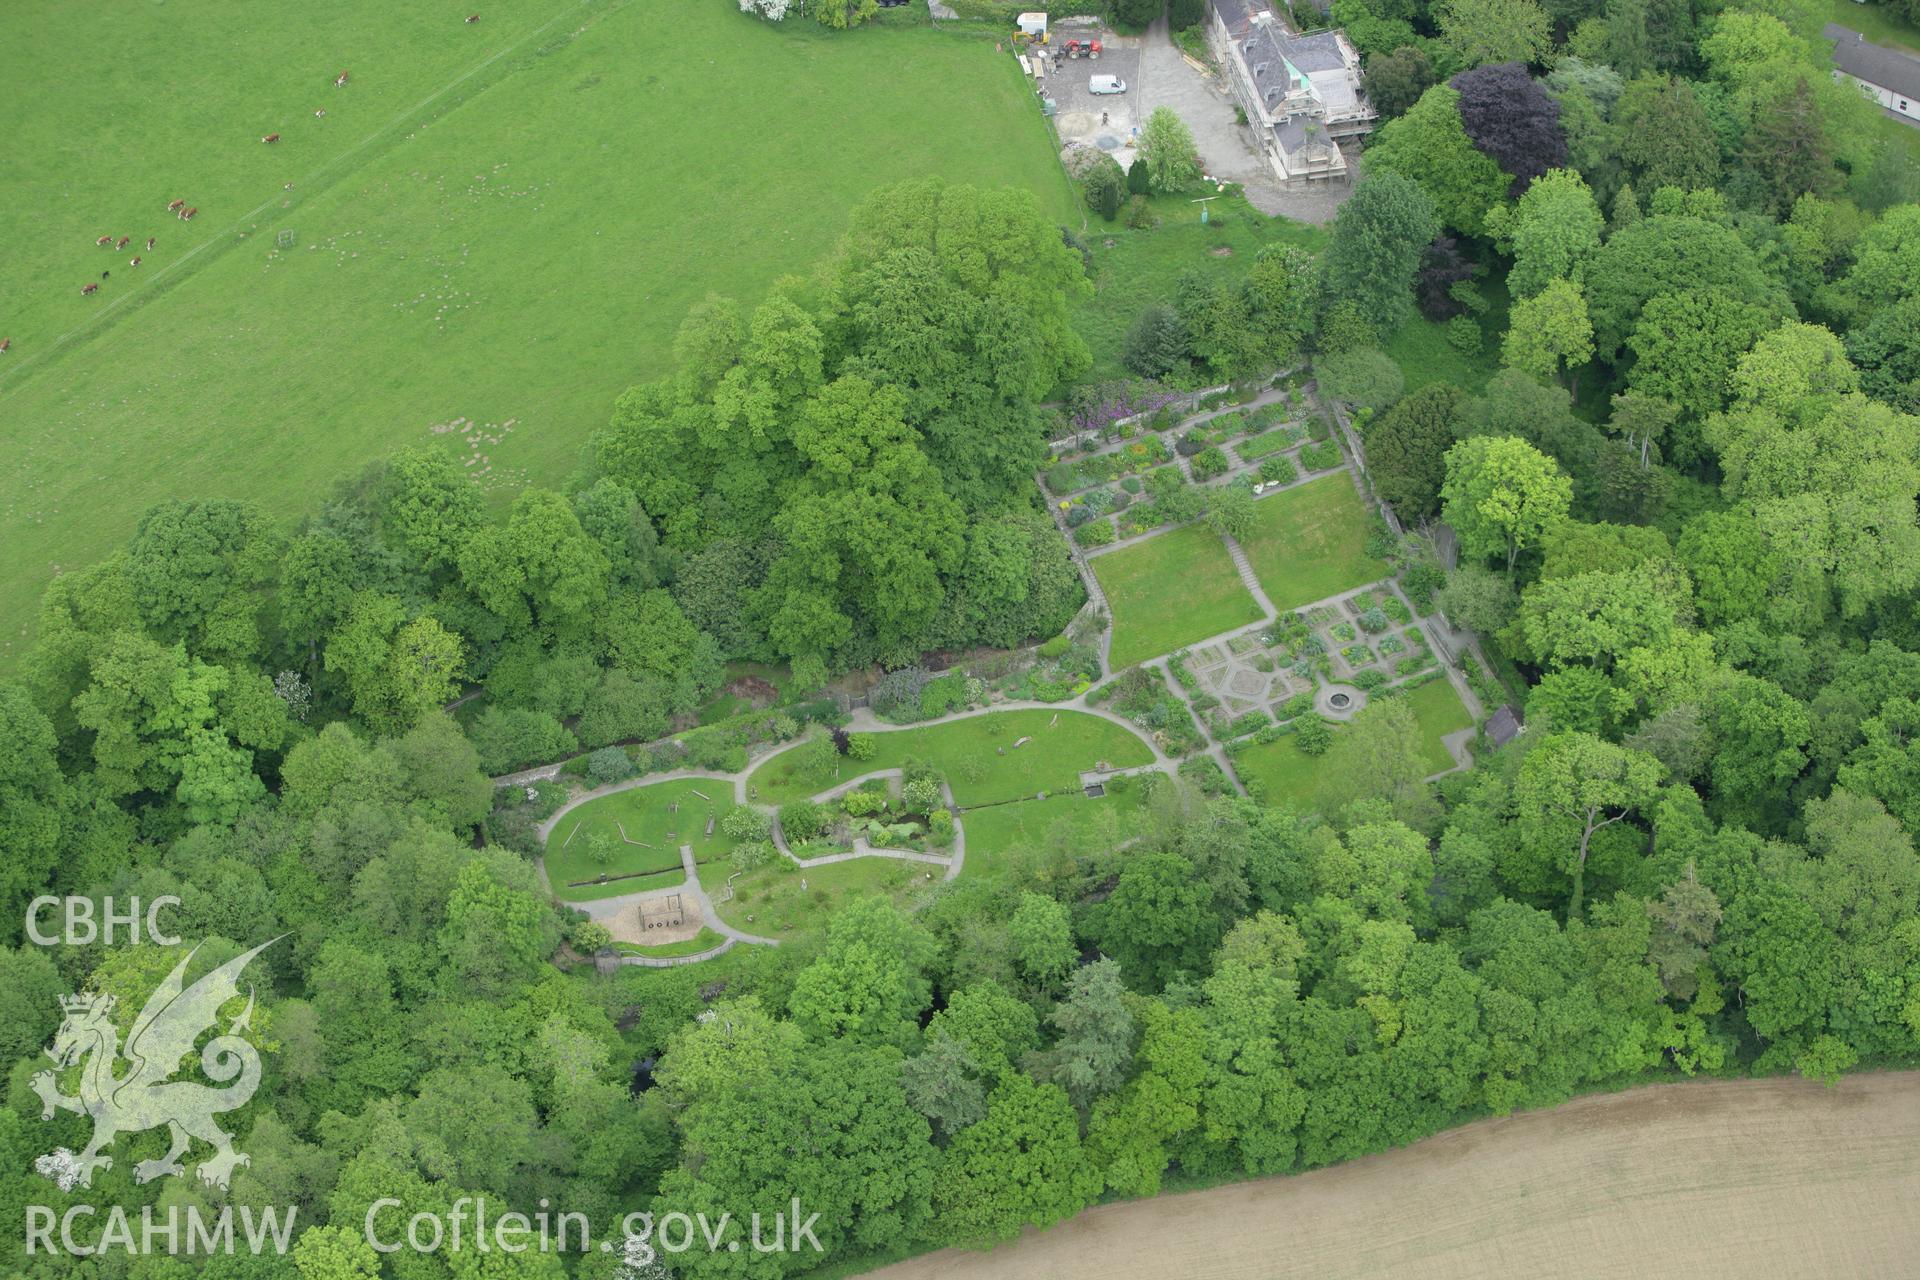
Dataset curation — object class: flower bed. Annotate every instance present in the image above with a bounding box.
[1047,434,1173,494]
[1236,433,1297,462]
[1299,439,1343,471]
[1091,666,1207,757]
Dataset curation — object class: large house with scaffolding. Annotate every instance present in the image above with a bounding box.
[1207,0,1375,185]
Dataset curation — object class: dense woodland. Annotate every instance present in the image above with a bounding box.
[6,0,1920,1274]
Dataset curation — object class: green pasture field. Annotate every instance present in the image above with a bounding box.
[543,778,739,902]
[0,0,1076,666]
[744,709,1154,807]
[1239,473,1389,611]
[1091,523,1265,669]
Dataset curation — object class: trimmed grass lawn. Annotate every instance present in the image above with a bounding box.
[1072,193,1327,383]
[1384,274,1509,397]
[1401,678,1473,774]
[745,709,1154,807]
[544,779,739,902]
[712,856,933,941]
[1240,473,1390,611]
[0,2,1076,668]
[1868,107,1920,179]
[1093,524,1265,669]
[960,786,1152,882]
[617,928,726,959]
[1231,678,1474,807]
[1830,0,1920,55]
[1229,736,1324,811]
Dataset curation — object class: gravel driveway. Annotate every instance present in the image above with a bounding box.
[1130,16,1354,224]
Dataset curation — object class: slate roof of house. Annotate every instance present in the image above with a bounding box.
[1825,23,1920,100]
[1241,18,1299,112]
[1212,0,1257,36]
[1487,705,1524,748]
[1274,114,1331,156]
[1277,29,1347,73]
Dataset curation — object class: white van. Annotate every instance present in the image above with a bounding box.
[1089,74,1127,95]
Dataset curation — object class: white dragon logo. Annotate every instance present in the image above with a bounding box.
[32,937,280,1191]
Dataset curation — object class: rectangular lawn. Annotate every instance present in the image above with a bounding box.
[1240,473,1391,612]
[0,1,1077,668]
[1236,430,1297,461]
[1093,524,1265,669]
[1229,736,1324,811]
[746,709,1155,807]
[544,779,740,902]
[1401,678,1473,774]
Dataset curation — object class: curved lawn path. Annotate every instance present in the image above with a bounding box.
[866,1072,1920,1280]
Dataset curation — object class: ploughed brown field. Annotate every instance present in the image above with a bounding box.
[872,1073,1920,1280]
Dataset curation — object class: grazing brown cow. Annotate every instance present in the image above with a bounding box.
[167,199,185,212]
[183,207,198,220]
[116,236,129,250]
[466,13,480,21]
[262,133,280,143]
[96,235,112,247]
[146,237,156,250]
[82,283,98,295]
[335,70,350,86]
[314,108,326,117]
[0,338,11,353]
[130,257,142,267]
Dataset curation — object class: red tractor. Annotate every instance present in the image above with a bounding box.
[1061,36,1102,59]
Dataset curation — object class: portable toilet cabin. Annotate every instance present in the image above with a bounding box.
[1016,11,1049,42]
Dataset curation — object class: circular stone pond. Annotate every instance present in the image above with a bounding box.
[1316,684,1367,721]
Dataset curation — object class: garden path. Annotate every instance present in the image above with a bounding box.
[1221,533,1278,616]
[671,844,778,947]
[566,843,775,964]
